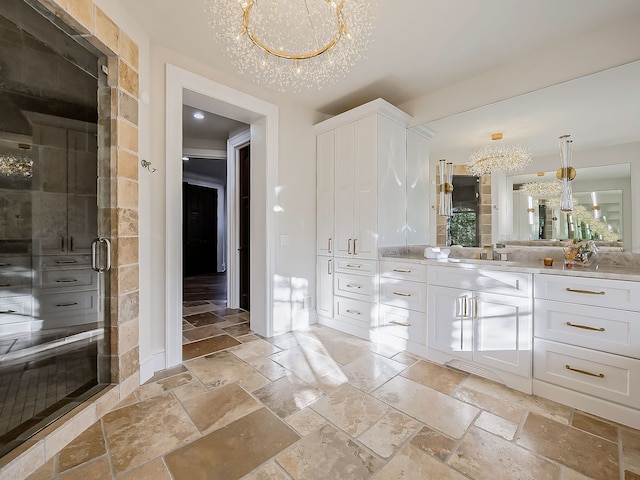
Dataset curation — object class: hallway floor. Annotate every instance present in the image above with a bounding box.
[25,323,640,480]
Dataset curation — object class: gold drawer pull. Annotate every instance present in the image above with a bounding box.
[565,288,605,295]
[346,264,361,269]
[392,268,411,273]
[346,284,361,289]
[390,321,411,327]
[56,302,78,307]
[565,322,605,332]
[565,364,605,379]
[393,291,411,297]
[346,309,361,315]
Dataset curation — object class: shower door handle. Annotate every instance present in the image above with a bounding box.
[91,237,112,273]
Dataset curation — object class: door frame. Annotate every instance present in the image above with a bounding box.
[166,64,278,368]
[226,129,250,308]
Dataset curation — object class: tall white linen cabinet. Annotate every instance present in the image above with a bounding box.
[314,99,431,339]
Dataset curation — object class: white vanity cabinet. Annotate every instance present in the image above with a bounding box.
[377,260,428,355]
[427,265,533,393]
[533,273,640,427]
[315,99,412,339]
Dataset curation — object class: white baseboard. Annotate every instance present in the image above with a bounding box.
[139,355,155,384]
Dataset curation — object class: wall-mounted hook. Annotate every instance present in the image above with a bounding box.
[141,159,157,173]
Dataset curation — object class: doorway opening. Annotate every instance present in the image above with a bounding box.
[180,106,252,359]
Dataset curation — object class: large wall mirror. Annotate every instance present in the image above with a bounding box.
[415,60,640,252]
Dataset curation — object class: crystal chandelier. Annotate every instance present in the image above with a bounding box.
[204,0,375,91]
[466,133,532,176]
[518,181,563,198]
[0,144,33,178]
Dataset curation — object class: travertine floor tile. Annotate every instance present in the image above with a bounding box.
[247,356,289,381]
[310,384,388,436]
[181,383,262,434]
[269,345,341,383]
[135,372,195,401]
[311,338,372,366]
[266,331,318,350]
[373,376,479,438]
[253,375,324,418]
[400,360,468,395]
[102,394,199,475]
[118,458,172,480]
[561,467,594,480]
[57,421,105,472]
[409,425,456,461]
[182,334,241,360]
[517,412,619,479]
[229,338,281,362]
[374,443,467,480]
[182,311,220,324]
[186,351,270,392]
[222,323,252,337]
[358,410,421,458]
[390,351,420,366]
[183,325,224,342]
[171,379,208,402]
[244,461,292,480]
[340,352,407,392]
[285,408,327,436]
[453,385,526,424]
[452,426,560,480]
[571,411,618,442]
[620,426,640,474]
[57,456,112,479]
[276,424,381,480]
[474,411,518,440]
[165,408,298,480]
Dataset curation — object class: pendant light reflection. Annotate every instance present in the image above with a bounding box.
[557,135,575,212]
[438,159,453,217]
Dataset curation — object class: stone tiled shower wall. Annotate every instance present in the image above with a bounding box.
[0,1,140,477]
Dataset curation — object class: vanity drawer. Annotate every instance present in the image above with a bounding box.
[380,278,428,313]
[535,299,640,358]
[335,272,375,301]
[334,258,377,276]
[0,296,32,323]
[35,291,98,317]
[380,260,427,283]
[378,304,426,345]
[534,274,640,311]
[0,256,32,271]
[0,256,33,293]
[534,338,640,408]
[428,266,531,297]
[37,255,92,270]
[35,268,97,291]
[334,297,375,328]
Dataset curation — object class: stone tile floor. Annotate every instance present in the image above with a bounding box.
[25,313,640,480]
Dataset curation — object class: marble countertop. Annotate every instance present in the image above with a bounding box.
[380,253,640,282]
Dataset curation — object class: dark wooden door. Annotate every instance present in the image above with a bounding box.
[239,146,250,310]
[183,183,217,276]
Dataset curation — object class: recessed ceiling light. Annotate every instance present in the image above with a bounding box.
[193,112,205,120]
[182,156,189,161]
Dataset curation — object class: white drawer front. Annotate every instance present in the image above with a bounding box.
[334,258,377,276]
[0,256,32,271]
[36,269,97,290]
[534,338,640,408]
[335,272,374,301]
[535,299,640,358]
[380,260,427,283]
[378,304,426,345]
[428,266,531,297]
[334,297,375,328]
[534,274,640,310]
[0,296,32,324]
[380,278,427,313]
[38,255,92,270]
[35,291,98,317]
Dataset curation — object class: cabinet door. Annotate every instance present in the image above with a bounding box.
[334,123,355,256]
[353,116,377,259]
[428,285,473,360]
[316,256,333,318]
[474,291,532,377]
[316,131,335,255]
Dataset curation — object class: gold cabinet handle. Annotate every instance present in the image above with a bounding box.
[327,259,332,275]
[392,268,411,273]
[565,364,605,378]
[346,264,361,269]
[393,291,411,297]
[346,309,361,315]
[566,288,605,295]
[348,238,352,255]
[328,238,332,254]
[565,322,605,332]
[353,239,357,255]
[390,321,411,327]
[346,284,362,289]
